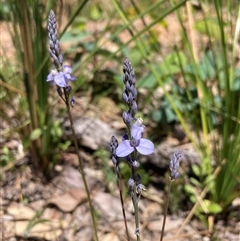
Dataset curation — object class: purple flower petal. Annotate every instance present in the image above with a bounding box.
[116,140,134,157]
[46,72,54,82]
[63,65,72,74]
[54,72,67,87]
[70,76,77,81]
[136,138,154,155]
[46,66,76,87]
[46,72,55,86]
[131,121,144,140]
[64,73,72,80]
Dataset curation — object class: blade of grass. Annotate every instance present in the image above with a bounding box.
[16,0,43,171]
[111,0,202,156]
[73,0,188,92]
[170,0,212,173]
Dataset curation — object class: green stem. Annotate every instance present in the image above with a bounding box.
[64,89,99,241]
[160,179,172,241]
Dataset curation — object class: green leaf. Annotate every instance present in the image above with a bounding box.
[190,195,197,203]
[232,68,240,91]
[198,52,216,81]
[194,18,225,41]
[90,5,102,20]
[158,52,187,77]
[207,202,222,214]
[165,107,176,122]
[190,177,201,187]
[151,110,162,122]
[176,51,188,66]
[59,141,71,151]
[192,164,201,176]
[204,174,215,186]
[60,31,90,43]
[50,125,62,139]
[159,61,180,76]
[184,184,195,195]
[71,17,87,30]
[129,48,143,67]
[138,72,157,88]
[30,128,42,140]
[198,199,222,214]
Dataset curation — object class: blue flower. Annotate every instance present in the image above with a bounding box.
[116,119,154,157]
[46,65,76,87]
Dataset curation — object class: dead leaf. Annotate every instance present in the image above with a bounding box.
[7,203,35,219]
[14,220,62,239]
[101,232,120,241]
[93,192,131,220]
[63,165,84,188]
[147,216,184,232]
[47,188,87,212]
[142,202,161,219]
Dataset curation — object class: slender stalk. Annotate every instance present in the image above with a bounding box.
[113,58,154,241]
[131,168,140,241]
[64,89,99,241]
[160,180,172,241]
[117,173,130,241]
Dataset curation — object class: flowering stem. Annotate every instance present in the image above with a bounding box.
[117,174,130,241]
[64,89,99,241]
[160,178,172,241]
[131,168,141,241]
[131,149,140,240]
[114,58,154,241]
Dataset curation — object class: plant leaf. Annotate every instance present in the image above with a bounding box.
[194,18,225,41]
[30,128,42,140]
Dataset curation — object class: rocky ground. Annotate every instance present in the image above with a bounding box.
[1,155,239,241]
[1,96,239,241]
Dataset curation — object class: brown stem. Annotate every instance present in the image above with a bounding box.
[160,179,172,241]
